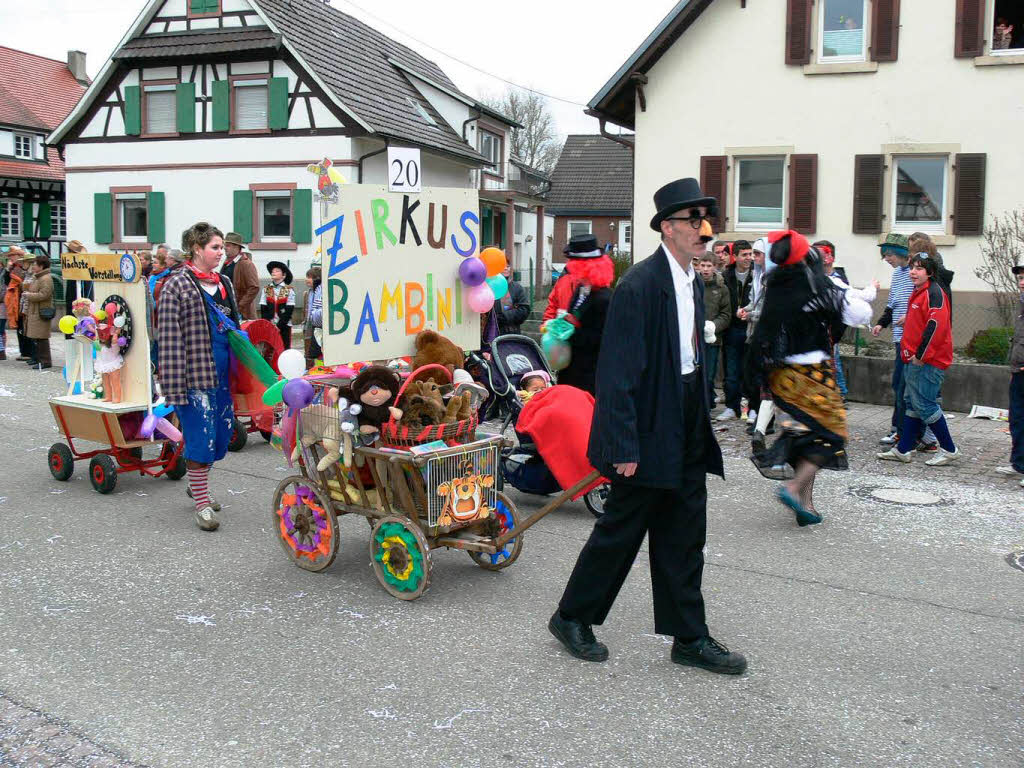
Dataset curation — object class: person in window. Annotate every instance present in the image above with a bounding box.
[496,262,530,335]
[303,267,323,369]
[541,234,614,395]
[994,16,1014,49]
[877,254,960,467]
[260,261,295,348]
[749,232,872,524]
[21,255,55,370]
[220,233,260,320]
[157,222,241,532]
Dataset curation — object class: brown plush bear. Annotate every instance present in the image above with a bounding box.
[398,392,445,432]
[443,391,472,422]
[412,329,464,377]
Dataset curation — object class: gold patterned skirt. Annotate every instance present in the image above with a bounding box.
[755,362,848,475]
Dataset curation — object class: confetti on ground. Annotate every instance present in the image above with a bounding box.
[433,709,488,730]
[176,614,217,627]
[227,489,247,495]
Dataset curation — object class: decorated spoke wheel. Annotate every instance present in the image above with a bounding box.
[369,516,432,600]
[468,492,523,571]
[272,476,339,572]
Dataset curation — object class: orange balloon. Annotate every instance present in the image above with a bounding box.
[480,247,507,278]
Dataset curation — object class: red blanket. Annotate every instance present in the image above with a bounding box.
[516,385,606,499]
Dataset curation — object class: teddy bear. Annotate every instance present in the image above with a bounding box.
[292,398,362,470]
[397,378,446,432]
[411,329,464,377]
[344,364,402,439]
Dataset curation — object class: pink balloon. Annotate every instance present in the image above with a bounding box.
[467,282,495,314]
[155,418,183,443]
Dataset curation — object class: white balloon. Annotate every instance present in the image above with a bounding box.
[113,315,127,328]
[278,349,306,380]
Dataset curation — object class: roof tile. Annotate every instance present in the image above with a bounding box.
[546,135,634,213]
[0,46,88,131]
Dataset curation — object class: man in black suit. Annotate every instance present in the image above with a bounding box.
[548,178,747,676]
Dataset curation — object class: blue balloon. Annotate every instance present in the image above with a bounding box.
[282,378,314,409]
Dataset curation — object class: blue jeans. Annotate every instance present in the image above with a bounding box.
[1010,372,1024,473]
[891,343,906,431]
[704,344,720,407]
[722,326,747,413]
[0,318,5,352]
[832,343,847,397]
[903,363,945,424]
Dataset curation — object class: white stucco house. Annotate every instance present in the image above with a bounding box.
[586,0,1022,328]
[48,0,552,290]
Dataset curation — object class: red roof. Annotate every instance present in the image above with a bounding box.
[0,46,87,183]
[0,46,88,131]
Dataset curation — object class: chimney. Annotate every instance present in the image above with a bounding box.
[67,50,88,86]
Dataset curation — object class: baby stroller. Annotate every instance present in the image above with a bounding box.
[469,334,609,517]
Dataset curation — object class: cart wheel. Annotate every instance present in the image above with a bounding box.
[583,482,610,518]
[163,443,187,480]
[259,429,273,443]
[48,443,74,481]
[272,476,339,572]
[370,516,431,600]
[228,418,247,452]
[88,454,117,494]
[469,492,523,571]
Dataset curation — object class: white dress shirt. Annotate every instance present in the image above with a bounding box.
[662,243,697,375]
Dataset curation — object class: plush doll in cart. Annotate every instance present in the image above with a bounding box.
[95,302,127,403]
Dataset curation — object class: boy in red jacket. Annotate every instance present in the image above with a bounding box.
[878,254,960,466]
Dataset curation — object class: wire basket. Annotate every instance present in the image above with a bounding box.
[423,442,500,528]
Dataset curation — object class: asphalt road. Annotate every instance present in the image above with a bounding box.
[0,359,1021,767]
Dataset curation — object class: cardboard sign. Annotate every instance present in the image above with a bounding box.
[318,185,480,364]
[60,252,142,283]
[387,147,422,193]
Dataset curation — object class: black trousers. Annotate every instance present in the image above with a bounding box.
[16,316,34,358]
[559,373,710,641]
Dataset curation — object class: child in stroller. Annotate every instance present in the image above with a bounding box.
[468,334,609,516]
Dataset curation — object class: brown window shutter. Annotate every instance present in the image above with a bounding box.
[871,0,901,62]
[954,0,985,57]
[700,155,728,233]
[953,153,986,235]
[852,154,885,234]
[788,154,818,234]
[785,0,813,65]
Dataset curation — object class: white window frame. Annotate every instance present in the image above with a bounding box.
[479,129,502,176]
[734,155,787,232]
[0,199,20,238]
[817,0,869,63]
[50,203,67,239]
[256,189,292,243]
[118,193,149,243]
[13,134,33,159]
[567,220,592,239]
[890,154,949,236]
[989,0,1024,55]
[623,222,632,245]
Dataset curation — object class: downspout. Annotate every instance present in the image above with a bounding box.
[585,110,635,152]
[357,139,388,183]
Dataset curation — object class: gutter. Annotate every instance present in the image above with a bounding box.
[585,110,635,152]
[357,140,388,183]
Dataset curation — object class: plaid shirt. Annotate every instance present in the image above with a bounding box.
[156,269,239,405]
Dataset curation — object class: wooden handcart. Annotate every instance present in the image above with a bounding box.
[271,368,600,600]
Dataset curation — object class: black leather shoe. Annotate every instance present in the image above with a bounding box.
[24,359,38,366]
[548,611,609,662]
[671,636,747,675]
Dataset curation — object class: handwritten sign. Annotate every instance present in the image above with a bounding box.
[60,252,142,283]
[319,185,480,364]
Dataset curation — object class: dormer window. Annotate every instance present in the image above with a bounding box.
[14,134,33,159]
[480,129,502,176]
[188,0,221,18]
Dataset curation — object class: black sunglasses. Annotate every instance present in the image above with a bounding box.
[665,208,709,230]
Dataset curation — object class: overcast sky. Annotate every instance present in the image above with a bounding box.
[0,0,673,138]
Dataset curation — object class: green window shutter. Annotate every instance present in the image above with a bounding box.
[124,85,141,135]
[38,202,51,239]
[233,190,253,243]
[22,202,34,239]
[292,189,312,243]
[147,192,166,244]
[95,193,113,244]
[269,77,289,130]
[176,82,196,133]
[212,80,230,131]
[191,0,218,12]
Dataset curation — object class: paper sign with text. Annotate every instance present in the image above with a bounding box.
[318,185,480,364]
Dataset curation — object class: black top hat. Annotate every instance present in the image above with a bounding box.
[566,234,602,259]
[650,178,718,232]
[266,260,293,285]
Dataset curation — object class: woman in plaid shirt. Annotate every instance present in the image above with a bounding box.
[157,222,241,532]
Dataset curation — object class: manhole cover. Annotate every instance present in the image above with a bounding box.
[849,485,944,506]
[1007,551,1024,573]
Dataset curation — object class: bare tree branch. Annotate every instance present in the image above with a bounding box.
[975,210,1024,327]
[478,87,564,175]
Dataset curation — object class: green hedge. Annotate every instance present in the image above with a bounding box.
[966,327,1012,365]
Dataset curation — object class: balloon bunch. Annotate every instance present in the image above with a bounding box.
[261,348,312,409]
[138,400,184,443]
[457,247,508,314]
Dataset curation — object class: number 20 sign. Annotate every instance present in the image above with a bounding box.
[388,147,422,194]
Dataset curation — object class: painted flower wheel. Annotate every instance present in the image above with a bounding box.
[369,516,431,601]
[272,475,339,572]
[468,492,523,571]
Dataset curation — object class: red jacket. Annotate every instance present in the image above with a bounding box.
[900,280,952,369]
[542,273,580,322]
